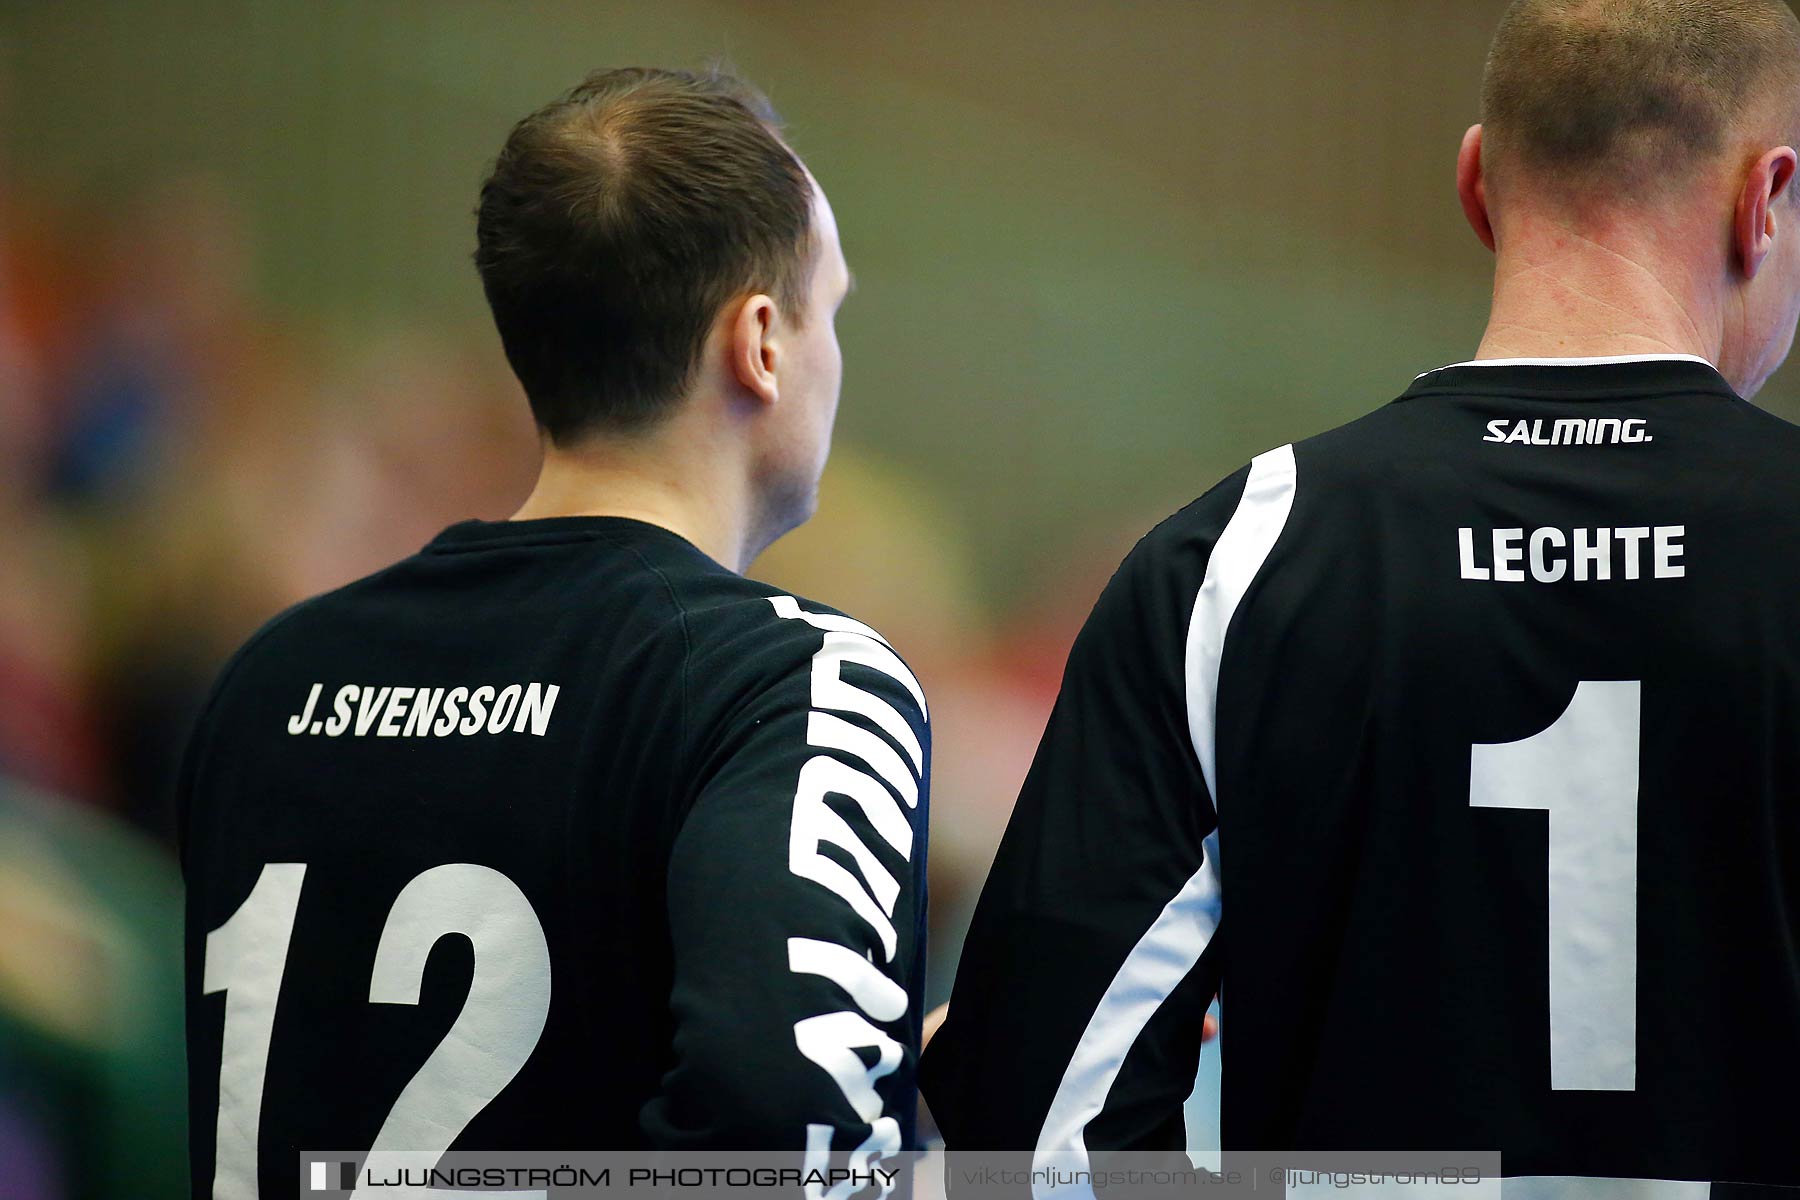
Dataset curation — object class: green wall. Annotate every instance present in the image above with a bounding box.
[8,1,1794,603]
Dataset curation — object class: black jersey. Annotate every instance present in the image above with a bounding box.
[180,516,930,1196]
[921,356,1800,1188]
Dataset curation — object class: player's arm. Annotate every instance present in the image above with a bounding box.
[641,597,930,1153]
[920,471,1251,1154]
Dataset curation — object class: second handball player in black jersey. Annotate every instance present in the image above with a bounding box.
[926,0,1800,1189]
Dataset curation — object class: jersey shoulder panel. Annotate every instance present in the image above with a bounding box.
[666,570,924,740]
[665,564,915,677]
[1110,461,1256,609]
[1708,395,1800,496]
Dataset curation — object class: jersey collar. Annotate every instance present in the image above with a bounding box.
[1414,353,1714,380]
[1403,353,1738,401]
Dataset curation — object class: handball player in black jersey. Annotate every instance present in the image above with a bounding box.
[926,1,1800,1189]
[181,68,929,1196]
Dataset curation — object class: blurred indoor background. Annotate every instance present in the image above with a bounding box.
[4,3,1797,1195]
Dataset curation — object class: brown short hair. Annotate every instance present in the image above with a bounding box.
[474,67,815,443]
[1481,0,1800,198]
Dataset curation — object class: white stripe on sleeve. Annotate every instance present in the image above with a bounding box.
[1184,443,1298,806]
[1031,444,1297,1198]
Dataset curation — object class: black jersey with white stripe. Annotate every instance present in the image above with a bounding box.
[180,515,929,1196]
[922,356,1800,1188]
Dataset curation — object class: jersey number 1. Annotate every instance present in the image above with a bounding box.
[202,862,552,1199]
[1470,679,1640,1091]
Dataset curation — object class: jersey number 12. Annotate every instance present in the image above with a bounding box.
[202,862,552,1199]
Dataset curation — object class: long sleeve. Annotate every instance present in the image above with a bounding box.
[921,470,1252,1157]
[641,595,931,1155]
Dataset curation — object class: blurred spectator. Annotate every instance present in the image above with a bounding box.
[0,121,105,804]
[0,777,187,1199]
[48,178,260,505]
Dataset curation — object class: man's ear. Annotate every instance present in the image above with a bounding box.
[1736,145,1799,281]
[1457,123,1497,253]
[728,292,780,407]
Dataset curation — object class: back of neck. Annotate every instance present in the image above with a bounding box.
[513,438,754,573]
[1475,216,1721,365]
